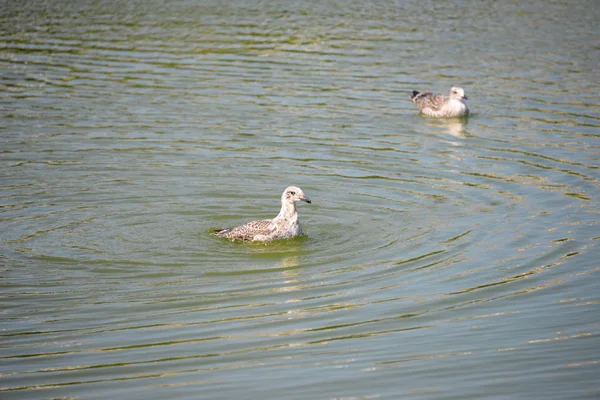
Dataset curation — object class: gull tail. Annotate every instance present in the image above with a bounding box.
[212,227,230,237]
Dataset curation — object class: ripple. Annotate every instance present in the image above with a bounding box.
[2,0,600,399]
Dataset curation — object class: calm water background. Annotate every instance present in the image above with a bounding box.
[1,0,599,398]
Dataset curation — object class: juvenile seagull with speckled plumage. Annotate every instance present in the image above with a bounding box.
[410,87,469,118]
[215,186,312,242]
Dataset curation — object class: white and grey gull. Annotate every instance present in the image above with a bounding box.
[410,87,469,118]
[215,186,312,242]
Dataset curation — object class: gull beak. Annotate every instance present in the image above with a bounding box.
[463,95,468,100]
[301,196,312,204]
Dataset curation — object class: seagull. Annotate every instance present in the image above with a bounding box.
[410,87,469,118]
[215,186,312,242]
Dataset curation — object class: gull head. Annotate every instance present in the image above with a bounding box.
[450,87,468,101]
[282,186,311,204]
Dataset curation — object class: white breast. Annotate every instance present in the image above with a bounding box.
[444,99,469,117]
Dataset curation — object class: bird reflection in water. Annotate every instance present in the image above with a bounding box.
[424,117,469,140]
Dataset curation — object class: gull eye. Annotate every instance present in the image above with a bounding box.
[290,191,296,195]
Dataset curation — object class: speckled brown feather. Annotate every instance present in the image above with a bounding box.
[215,219,274,241]
[411,91,447,112]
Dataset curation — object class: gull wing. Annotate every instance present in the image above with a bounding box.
[412,92,448,113]
[215,219,275,241]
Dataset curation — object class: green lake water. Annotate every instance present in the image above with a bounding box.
[1,0,599,398]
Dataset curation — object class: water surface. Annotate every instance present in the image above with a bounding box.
[1,0,599,399]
